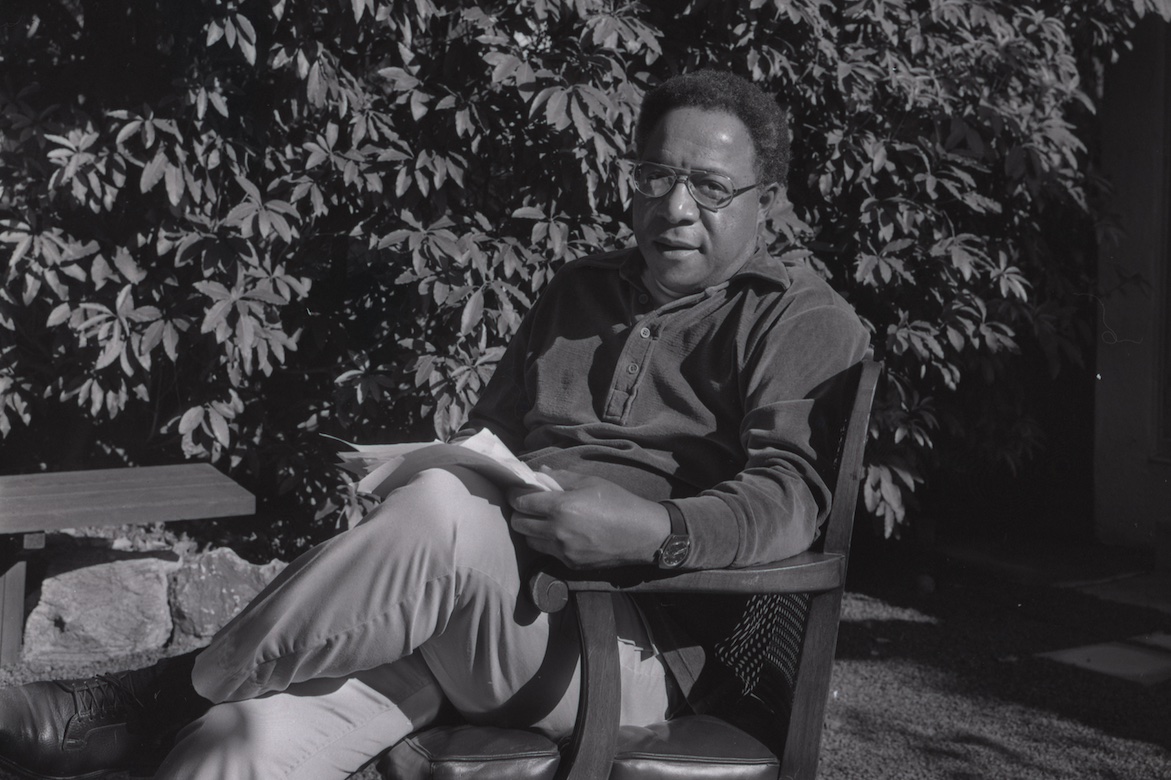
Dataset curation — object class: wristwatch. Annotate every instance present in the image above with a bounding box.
[656,503,691,569]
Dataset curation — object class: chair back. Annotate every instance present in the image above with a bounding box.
[711,359,881,775]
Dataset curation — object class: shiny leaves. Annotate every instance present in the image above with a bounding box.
[0,0,1164,549]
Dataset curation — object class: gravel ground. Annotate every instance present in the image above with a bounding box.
[822,561,1171,779]
[2,553,1169,779]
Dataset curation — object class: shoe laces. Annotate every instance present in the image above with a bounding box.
[69,673,148,721]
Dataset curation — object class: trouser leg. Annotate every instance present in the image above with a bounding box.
[424,586,680,737]
[155,653,443,780]
[192,466,555,705]
[173,466,679,778]
[159,601,676,780]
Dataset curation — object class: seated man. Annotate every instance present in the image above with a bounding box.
[0,69,869,779]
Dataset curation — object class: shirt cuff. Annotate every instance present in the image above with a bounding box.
[663,495,739,569]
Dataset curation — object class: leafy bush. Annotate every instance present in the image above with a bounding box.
[2,0,1167,555]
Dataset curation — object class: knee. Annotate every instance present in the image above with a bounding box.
[347,467,521,595]
[407,467,505,515]
[365,467,506,546]
[357,469,459,554]
[403,467,470,519]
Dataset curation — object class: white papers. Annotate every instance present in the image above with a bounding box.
[332,429,560,498]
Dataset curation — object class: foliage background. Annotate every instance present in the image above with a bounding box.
[2,0,1168,558]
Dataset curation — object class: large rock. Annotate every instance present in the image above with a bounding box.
[23,550,181,663]
[169,548,286,648]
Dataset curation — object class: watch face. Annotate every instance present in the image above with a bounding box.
[659,535,690,568]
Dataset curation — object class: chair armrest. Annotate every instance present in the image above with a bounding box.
[528,550,846,613]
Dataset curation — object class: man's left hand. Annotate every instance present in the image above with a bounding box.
[508,469,671,569]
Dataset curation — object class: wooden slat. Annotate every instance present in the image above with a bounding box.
[0,560,26,666]
[0,464,254,534]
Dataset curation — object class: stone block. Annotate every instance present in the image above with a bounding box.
[23,549,181,663]
[169,548,286,648]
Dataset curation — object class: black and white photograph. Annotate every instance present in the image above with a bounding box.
[0,1,1169,778]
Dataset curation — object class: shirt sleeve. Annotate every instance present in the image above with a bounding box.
[457,298,539,452]
[665,303,870,569]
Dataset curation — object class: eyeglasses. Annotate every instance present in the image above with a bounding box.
[620,160,759,211]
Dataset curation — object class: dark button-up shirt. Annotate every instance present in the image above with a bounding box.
[466,246,870,569]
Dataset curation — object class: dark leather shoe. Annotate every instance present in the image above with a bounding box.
[0,655,206,779]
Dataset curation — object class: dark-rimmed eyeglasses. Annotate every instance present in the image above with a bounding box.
[620,160,759,211]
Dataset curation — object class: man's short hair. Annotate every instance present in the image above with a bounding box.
[634,70,791,186]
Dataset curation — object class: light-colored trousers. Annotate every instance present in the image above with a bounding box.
[154,467,680,779]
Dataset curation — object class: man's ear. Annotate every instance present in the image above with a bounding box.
[757,183,784,218]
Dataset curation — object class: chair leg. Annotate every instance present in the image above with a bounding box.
[555,591,620,780]
[778,589,844,780]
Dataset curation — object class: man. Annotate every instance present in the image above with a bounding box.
[0,69,869,778]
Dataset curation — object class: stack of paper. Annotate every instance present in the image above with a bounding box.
[332,429,560,498]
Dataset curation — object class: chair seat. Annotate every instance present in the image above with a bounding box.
[380,723,560,780]
[380,715,779,780]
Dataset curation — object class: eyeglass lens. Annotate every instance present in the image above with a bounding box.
[631,163,740,209]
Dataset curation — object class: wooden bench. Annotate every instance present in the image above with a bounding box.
[0,464,255,665]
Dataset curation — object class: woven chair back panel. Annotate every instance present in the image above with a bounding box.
[713,592,812,715]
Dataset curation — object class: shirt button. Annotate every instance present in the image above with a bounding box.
[639,327,651,339]
[638,294,649,304]
[627,363,639,374]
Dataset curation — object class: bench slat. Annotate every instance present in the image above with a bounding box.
[0,464,255,534]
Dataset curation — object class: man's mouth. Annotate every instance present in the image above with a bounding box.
[654,239,698,254]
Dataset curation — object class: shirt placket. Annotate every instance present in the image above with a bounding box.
[602,300,660,423]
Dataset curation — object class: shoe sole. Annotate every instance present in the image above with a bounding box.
[0,752,123,780]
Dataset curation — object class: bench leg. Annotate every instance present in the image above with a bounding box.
[0,559,26,666]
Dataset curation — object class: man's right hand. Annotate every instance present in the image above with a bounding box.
[507,469,672,569]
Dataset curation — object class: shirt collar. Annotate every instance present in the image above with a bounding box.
[733,245,794,288]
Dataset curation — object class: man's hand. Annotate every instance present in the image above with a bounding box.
[508,469,672,569]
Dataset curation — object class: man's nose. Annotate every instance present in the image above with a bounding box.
[663,179,699,222]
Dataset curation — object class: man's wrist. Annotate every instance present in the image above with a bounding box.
[655,502,691,569]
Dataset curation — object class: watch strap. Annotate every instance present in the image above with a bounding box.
[664,501,687,537]
[656,502,690,569]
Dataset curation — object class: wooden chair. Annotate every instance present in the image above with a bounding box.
[379,359,881,780]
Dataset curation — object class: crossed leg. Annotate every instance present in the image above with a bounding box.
[156,467,678,779]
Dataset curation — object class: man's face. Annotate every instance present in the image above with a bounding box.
[632,107,779,305]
